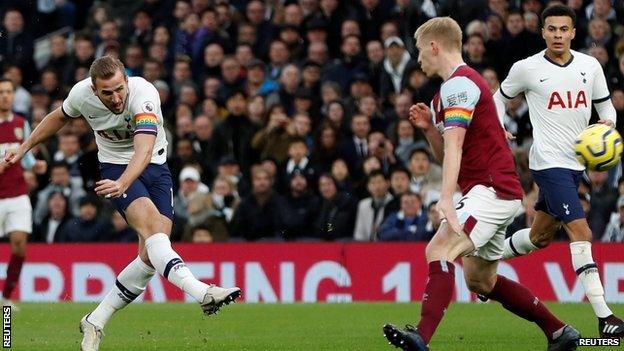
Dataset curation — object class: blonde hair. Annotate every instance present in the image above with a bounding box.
[89,55,126,85]
[414,17,463,53]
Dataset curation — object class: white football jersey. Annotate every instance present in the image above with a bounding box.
[500,49,611,171]
[62,77,168,165]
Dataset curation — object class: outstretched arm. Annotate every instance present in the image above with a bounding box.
[4,107,69,166]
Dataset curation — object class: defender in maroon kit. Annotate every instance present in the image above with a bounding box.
[0,78,46,309]
[382,17,579,351]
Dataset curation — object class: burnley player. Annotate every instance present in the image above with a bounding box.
[382,17,579,351]
[0,78,46,310]
[3,57,241,351]
[495,5,623,337]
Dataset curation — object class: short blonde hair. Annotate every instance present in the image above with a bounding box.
[414,17,463,53]
[89,55,126,85]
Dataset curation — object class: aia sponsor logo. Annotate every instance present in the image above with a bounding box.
[547,91,587,109]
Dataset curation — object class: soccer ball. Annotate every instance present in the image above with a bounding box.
[574,124,623,171]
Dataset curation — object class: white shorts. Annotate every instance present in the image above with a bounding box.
[0,195,33,237]
[455,185,521,261]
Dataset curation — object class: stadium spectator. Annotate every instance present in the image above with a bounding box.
[232,165,279,241]
[251,104,295,163]
[34,161,86,225]
[174,166,210,222]
[275,170,320,240]
[54,133,83,185]
[408,147,442,206]
[110,210,138,242]
[353,170,393,241]
[32,191,74,243]
[380,36,417,101]
[587,170,619,239]
[59,195,112,242]
[602,196,624,242]
[424,200,442,238]
[0,9,34,86]
[212,90,257,174]
[278,137,316,192]
[367,131,397,173]
[339,113,371,179]
[315,173,357,240]
[385,166,412,217]
[378,192,429,241]
[323,34,368,93]
[1,65,30,116]
[331,158,354,194]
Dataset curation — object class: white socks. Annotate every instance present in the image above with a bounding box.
[502,228,538,259]
[144,233,208,302]
[570,241,612,318]
[88,256,156,329]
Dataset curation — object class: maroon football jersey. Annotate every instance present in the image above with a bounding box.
[431,65,523,200]
[0,114,28,199]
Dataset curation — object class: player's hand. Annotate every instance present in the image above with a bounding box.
[3,147,25,167]
[95,179,128,199]
[598,119,615,128]
[33,160,47,175]
[409,103,434,131]
[0,162,5,175]
[437,197,464,236]
[504,130,516,141]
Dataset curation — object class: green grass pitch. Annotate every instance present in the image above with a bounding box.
[9,302,624,350]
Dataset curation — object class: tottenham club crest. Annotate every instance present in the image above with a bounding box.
[141,101,155,113]
[13,127,23,140]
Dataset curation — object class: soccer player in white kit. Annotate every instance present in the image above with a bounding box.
[3,56,241,351]
[494,5,623,338]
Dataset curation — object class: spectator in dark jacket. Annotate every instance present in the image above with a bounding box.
[323,35,368,93]
[212,90,258,175]
[276,170,320,240]
[32,191,74,243]
[315,173,358,240]
[379,192,430,241]
[232,165,279,240]
[62,195,113,242]
[0,9,35,87]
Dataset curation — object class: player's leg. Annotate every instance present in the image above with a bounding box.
[1,194,32,309]
[563,218,624,337]
[504,168,581,259]
[135,164,240,313]
[502,210,559,259]
[464,256,579,348]
[3,231,27,307]
[384,221,474,350]
[81,165,159,351]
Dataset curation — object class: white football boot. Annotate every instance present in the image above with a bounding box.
[200,285,241,315]
[79,314,104,351]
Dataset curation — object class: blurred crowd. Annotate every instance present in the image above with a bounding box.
[1,0,624,244]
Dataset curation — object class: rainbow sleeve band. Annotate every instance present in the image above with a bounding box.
[443,107,473,129]
[134,113,158,135]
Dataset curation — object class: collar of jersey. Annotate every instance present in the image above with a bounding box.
[543,53,574,68]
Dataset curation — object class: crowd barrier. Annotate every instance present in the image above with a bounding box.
[0,243,623,303]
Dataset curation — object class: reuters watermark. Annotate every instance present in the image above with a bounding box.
[578,338,620,347]
[2,306,10,348]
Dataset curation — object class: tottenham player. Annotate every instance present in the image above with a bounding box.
[495,5,624,338]
[3,57,241,351]
[0,78,46,310]
[383,17,579,351]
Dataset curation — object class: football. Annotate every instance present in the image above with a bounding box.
[574,124,623,171]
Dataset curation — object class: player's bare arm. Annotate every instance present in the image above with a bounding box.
[438,127,466,235]
[95,133,156,199]
[409,102,444,162]
[3,107,69,166]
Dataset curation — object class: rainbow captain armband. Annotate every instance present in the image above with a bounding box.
[443,107,473,129]
[134,113,158,135]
